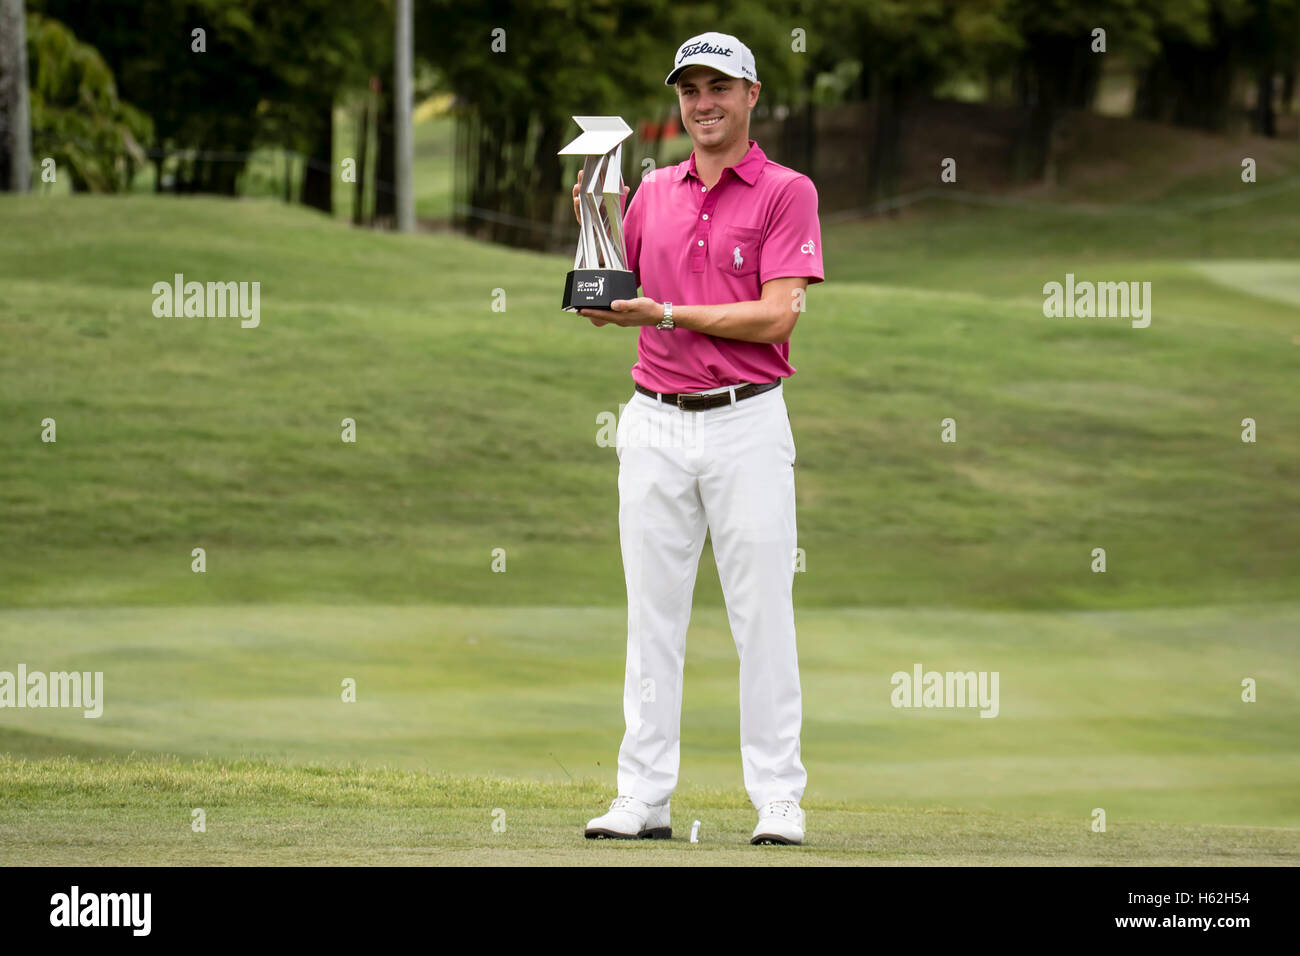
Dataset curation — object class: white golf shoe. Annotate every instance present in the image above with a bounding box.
[751,800,804,845]
[584,795,672,840]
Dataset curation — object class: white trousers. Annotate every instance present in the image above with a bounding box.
[614,380,806,810]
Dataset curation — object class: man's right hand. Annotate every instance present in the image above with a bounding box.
[573,168,630,224]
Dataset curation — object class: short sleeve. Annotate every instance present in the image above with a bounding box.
[621,184,642,289]
[759,176,824,286]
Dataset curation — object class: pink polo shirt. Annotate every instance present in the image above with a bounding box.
[621,139,824,393]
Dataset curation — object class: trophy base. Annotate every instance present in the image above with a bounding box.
[562,269,638,311]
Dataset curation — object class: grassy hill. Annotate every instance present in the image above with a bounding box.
[1,150,1298,863]
[1,601,1296,829]
[1,192,1297,610]
[4,757,1295,866]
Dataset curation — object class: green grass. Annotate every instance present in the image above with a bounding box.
[1,193,1297,611]
[4,757,1294,865]
[0,602,1296,865]
[2,128,1299,863]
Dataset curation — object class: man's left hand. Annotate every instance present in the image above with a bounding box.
[578,297,661,327]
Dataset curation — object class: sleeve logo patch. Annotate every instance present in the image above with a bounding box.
[800,239,816,255]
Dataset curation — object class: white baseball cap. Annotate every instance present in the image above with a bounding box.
[665,32,758,86]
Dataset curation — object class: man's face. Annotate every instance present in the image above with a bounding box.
[675,67,760,150]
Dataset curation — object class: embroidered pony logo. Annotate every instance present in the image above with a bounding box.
[732,246,744,271]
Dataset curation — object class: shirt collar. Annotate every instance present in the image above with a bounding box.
[673,140,765,186]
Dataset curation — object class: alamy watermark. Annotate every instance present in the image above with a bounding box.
[152,273,260,328]
[1042,273,1151,328]
[596,402,702,450]
[50,886,150,936]
[891,663,999,718]
[0,665,103,718]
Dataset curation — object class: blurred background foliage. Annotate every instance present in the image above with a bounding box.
[3,0,1298,244]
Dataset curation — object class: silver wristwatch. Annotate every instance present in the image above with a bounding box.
[657,301,674,330]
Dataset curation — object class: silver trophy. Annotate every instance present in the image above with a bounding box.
[560,116,637,311]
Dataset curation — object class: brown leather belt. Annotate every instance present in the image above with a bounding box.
[635,380,781,412]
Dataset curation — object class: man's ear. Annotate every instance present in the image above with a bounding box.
[749,80,761,108]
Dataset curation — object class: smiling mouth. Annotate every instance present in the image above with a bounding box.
[697,117,723,128]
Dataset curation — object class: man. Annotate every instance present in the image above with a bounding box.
[575,32,824,845]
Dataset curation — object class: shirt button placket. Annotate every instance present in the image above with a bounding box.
[691,180,719,272]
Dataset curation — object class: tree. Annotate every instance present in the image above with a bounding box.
[23,12,152,191]
[813,0,1018,203]
[1129,0,1300,137]
[33,0,384,202]
[1134,0,1247,133]
[420,0,678,249]
[0,0,32,191]
[35,0,272,194]
[248,0,379,213]
[1004,0,1161,182]
[1241,0,1300,136]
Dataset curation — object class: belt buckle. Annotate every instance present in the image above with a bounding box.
[676,393,690,410]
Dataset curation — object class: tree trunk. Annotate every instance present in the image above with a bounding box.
[865,72,906,208]
[374,79,395,221]
[452,106,468,233]
[1253,69,1276,137]
[505,112,525,245]
[646,103,670,179]
[0,0,32,192]
[1136,22,1238,133]
[793,62,818,177]
[201,142,246,196]
[469,110,498,242]
[301,101,334,213]
[526,112,563,251]
[1011,33,1100,183]
[470,110,491,240]
[488,112,507,244]
[353,85,372,225]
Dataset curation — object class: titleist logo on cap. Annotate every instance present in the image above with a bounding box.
[678,41,734,62]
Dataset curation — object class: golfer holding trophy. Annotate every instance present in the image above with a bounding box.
[569,32,825,845]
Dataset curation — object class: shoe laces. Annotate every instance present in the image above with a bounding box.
[609,796,641,812]
[763,800,800,820]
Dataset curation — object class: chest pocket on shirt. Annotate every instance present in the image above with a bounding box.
[712,224,761,278]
